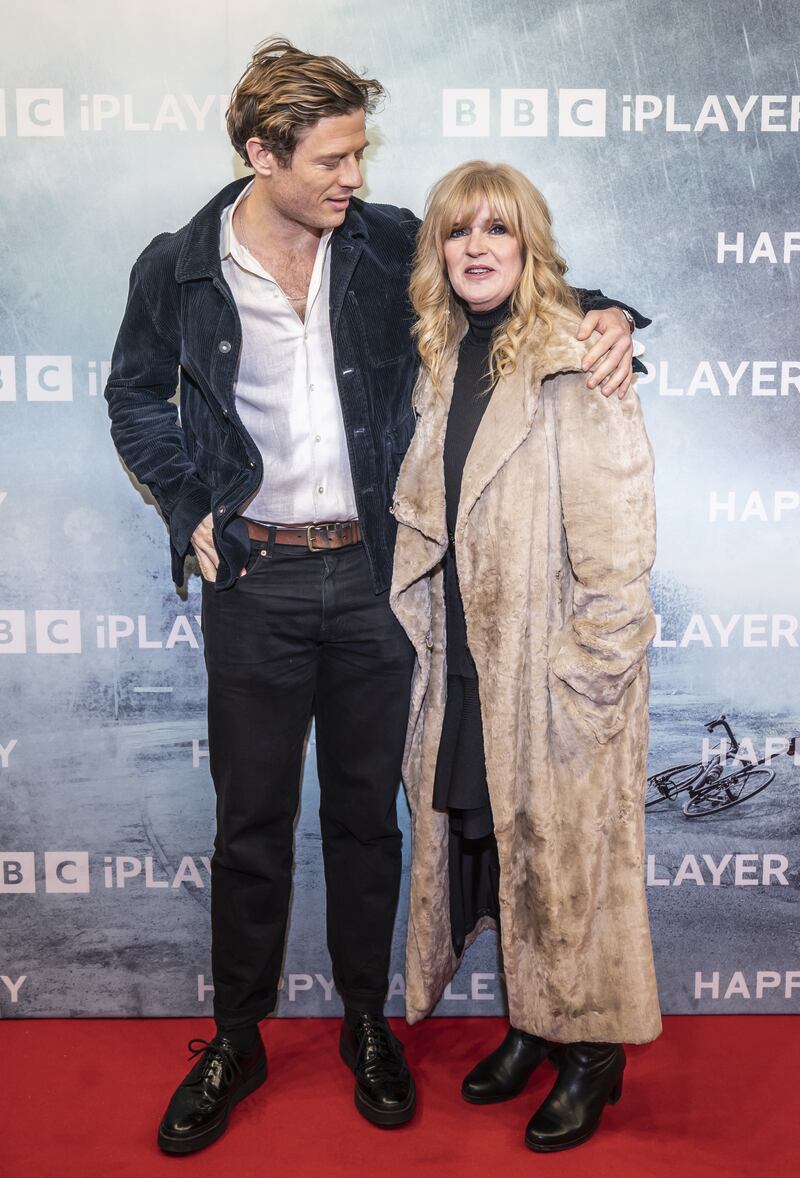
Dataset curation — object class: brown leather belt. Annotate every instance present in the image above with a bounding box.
[245,519,361,551]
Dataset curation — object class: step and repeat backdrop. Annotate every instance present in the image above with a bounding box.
[1,0,798,1019]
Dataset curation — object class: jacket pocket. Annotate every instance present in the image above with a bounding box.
[348,288,411,368]
[191,440,241,487]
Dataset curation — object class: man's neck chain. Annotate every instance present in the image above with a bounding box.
[236,200,307,302]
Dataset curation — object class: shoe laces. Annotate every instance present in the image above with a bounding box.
[354,1017,405,1082]
[187,1037,244,1089]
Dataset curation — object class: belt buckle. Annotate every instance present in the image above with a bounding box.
[306,524,328,551]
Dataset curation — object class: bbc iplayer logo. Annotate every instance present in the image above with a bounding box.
[443,88,606,137]
[0,852,90,893]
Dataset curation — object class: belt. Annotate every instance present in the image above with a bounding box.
[245,519,361,551]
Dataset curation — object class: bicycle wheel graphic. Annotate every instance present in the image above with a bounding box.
[645,763,704,807]
[682,766,775,817]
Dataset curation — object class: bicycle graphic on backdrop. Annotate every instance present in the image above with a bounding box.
[645,715,798,818]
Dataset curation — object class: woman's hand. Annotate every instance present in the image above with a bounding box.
[576,307,634,399]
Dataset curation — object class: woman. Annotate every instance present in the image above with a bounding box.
[390,161,661,1152]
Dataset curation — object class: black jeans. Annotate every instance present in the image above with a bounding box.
[201,540,414,1029]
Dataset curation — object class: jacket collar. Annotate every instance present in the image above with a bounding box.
[175,178,370,283]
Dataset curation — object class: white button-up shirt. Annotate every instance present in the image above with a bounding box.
[219,181,358,525]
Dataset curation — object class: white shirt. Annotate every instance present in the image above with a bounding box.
[220,181,358,525]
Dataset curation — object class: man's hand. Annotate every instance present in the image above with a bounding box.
[192,513,218,582]
[576,307,634,400]
[192,512,249,580]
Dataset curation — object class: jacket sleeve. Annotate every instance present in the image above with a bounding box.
[104,256,212,561]
[549,373,657,727]
[570,287,650,374]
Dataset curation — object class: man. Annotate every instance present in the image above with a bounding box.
[105,37,648,1155]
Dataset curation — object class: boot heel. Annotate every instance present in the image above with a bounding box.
[609,1074,623,1105]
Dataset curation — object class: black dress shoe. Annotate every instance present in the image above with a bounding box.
[339,1014,416,1127]
[525,1042,625,1153]
[157,1035,267,1155]
[462,1025,556,1104]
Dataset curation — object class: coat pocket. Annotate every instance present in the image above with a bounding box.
[548,665,626,748]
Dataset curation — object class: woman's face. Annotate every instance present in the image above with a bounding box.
[443,198,523,313]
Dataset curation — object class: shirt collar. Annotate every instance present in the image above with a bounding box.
[220,181,333,280]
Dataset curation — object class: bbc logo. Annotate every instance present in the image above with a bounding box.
[0,852,90,893]
[0,610,82,654]
[0,88,65,137]
[0,356,73,401]
[442,88,607,138]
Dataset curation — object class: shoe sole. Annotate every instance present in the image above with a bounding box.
[461,1086,527,1105]
[525,1124,599,1153]
[339,1040,416,1128]
[156,1059,268,1155]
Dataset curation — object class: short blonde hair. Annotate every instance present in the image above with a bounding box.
[227,37,384,165]
[410,161,580,389]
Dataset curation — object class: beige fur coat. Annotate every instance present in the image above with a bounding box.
[390,311,662,1044]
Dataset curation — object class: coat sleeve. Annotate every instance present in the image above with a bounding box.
[549,372,656,729]
[104,255,212,562]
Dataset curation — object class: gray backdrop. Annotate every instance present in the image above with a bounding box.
[1,0,799,1019]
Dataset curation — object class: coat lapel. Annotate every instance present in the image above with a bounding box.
[392,311,589,594]
[457,313,588,537]
[456,352,537,537]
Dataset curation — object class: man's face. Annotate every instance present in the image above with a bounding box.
[259,109,368,232]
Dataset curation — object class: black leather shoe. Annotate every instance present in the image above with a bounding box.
[462,1025,556,1104]
[157,1035,267,1155]
[339,1014,416,1127]
[525,1042,625,1153]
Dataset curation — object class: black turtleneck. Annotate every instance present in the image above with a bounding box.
[443,299,509,540]
[442,298,510,678]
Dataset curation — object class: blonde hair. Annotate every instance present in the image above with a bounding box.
[410,161,580,388]
[227,37,384,166]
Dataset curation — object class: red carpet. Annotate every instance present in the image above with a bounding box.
[3,1016,797,1176]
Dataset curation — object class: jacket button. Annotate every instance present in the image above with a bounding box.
[249,460,256,468]
[217,506,226,516]
[218,340,232,353]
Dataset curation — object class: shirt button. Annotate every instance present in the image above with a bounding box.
[314,435,321,443]
[318,486,324,494]
[309,383,315,392]
[218,340,231,353]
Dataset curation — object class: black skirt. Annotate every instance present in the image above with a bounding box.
[433,675,492,831]
[433,672,500,955]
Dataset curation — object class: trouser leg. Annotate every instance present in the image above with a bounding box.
[201,546,319,1029]
[313,545,414,1013]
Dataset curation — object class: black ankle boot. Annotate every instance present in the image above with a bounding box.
[462,1025,555,1104]
[524,1042,625,1152]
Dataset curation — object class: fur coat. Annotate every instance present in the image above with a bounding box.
[390,311,662,1044]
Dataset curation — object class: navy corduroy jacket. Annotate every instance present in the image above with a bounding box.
[105,177,648,593]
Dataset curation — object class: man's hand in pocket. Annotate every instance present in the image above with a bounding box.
[192,513,249,579]
[192,513,218,582]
